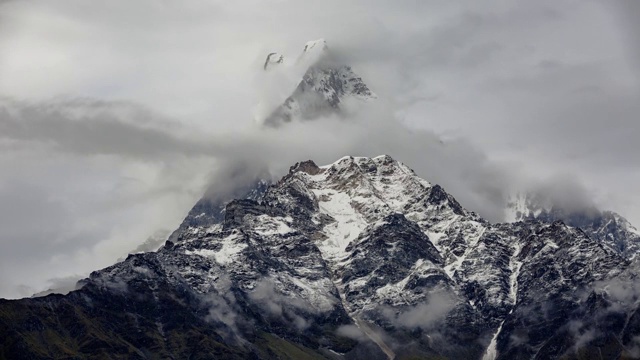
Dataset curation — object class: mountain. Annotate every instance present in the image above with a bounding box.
[263,39,376,127]
[2,155,640,359]
[507,192,640,260]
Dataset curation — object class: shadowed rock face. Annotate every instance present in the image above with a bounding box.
[2,155,640,359]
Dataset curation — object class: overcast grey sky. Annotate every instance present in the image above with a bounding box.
[0,0,638,298]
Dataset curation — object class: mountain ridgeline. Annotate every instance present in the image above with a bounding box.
[2,155,640,359]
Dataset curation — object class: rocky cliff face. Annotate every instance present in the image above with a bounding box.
[3,155,640,359]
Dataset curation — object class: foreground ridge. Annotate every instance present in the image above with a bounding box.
[1,155,639,359]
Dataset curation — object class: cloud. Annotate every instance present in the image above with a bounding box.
[0,97,215,158]
[336,324,368,342]
[516,174,600,215]
[381,291,458,330]
[0,0,639,299]
[202,274,245,341]
[549,275,640,356]
[125,229,172,256]
[594,276,640,310]
[30,275,84,297]
[248,278,317,330]
[0,99,212,298]
[563,320,598,356]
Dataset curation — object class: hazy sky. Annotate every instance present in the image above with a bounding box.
[0,0,638,298]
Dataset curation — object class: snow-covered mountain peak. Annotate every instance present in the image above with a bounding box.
[270,155,475,262]
[261,39,376,126]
